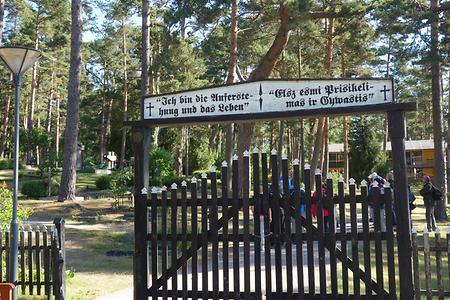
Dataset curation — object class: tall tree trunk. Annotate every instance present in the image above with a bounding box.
[297,29,305,179]
[45,73,55,196]
[277,120,284,170]
[59,0,82,202]
[0,94,10,158]
[237,2,291,194]
[99,63,108,164]
[430,0,447,220]
[447,70,450,199]
[26,34,40,165]
[55,96,60,165]
[225,0,239,190]
[310,118,325,182]
[141,0,150,98]
[383,36,392,151]
[341,45,349,185]
[119,18,129,170]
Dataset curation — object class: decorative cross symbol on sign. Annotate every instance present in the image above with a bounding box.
[380,85,391,101]
[259,83,263,111]
[146,103,155,116]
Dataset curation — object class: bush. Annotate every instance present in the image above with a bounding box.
[0,183,31,228]
[110,168,133,197]
[149,147,175,185]
[95,175,112,190]
[21,180,59,198]
[161,175,185,187]
[0,159,13,170]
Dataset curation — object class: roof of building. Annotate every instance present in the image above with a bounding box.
[329,139,437,153]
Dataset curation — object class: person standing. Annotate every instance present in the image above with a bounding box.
[420,175,437,231]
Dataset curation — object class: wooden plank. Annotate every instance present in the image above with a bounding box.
[270,151,283,298]
[171,184,178,299]
[304,166,315,295]
[20,228,25,294]
[315,170,326,298]
[361,182,371,298]
[191,178,199,300]
[150,190,158,298]
[0,230,2,282]
[161,187,168,300]
[384,185,396,298]
[5,230,10,283]
[388,110,414,300]
[338,178,348,298]
[201,174,209,300]
[27,227,33,295]
[180,182,188,300]
[423,229,432,300]
[436,230,443,300]
[210,167,219,299]
[221,162,230,300]
[372,185,384,300]
[281,157,293,297]
[293,160,304,298]
[243,153,251,299]
[36,227,41,295]
[232,155,240,299]
[43,226,50,297]
[261,152,272,298]
[252,150,262,299]
[412,228,420,300]
[349,180,360,299]
[326,174,337,298]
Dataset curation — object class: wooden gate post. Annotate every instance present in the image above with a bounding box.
[132,125,151,300]
[388,110,414,299]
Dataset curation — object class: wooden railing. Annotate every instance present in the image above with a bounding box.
[412,227,450,299]
[0,218,65,299]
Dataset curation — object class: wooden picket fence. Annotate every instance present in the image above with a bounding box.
[0,218,65,299]
[412,228,450,300]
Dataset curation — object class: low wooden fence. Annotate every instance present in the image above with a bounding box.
[0,218,65,299]
[412,227,450,299]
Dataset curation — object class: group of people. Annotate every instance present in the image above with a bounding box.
[264,170,442,240]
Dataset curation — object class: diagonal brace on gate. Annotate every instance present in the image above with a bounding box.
[149,199,389,296]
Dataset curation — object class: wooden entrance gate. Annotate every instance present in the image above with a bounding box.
[143,152,399,299]
[129,79,417,299]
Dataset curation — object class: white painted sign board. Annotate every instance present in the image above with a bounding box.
[143,79,394,121]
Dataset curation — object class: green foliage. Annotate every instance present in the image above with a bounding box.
[349,116,387,182]
[161,175,185,188]
[0,183,31,228]
[149,147,175,185]
[0,159,13,170]
[21,180,59,198]
[95,175,113,190]
[110,168,133,197]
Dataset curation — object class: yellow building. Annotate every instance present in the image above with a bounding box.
[328,140,437,179]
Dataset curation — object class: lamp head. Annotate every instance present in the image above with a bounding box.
[0,46,41,76]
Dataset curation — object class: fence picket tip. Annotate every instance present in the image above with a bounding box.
[326,173,333,180]
[293,159,299,165]
[191,177,197,184]
[232,154,238,160]
[221,161,228,167]
[360,179,367,187]
[411,227,417,234]
[349,178,356,185]
[42,225,47,232]
[253,147,259,153]
[447,227,450,234]
[338,175,344,183]
[282,153,288,160]
[141,187,148,195]
[271,149,277,155]
[181,181,187,187]
[201,173,207,179]
[28,225,33,232]
[315,168,321,175]
[210,165,217,172]
[384,181,391,188]
[171,183,178,190]
[304,163,311,170]
[151,187,158,194]
[243,150,250,157]
[161,186,167,192]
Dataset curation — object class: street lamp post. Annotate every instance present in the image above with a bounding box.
[0,46,41,299]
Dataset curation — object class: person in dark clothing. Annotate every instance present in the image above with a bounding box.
[419,175,436,231]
